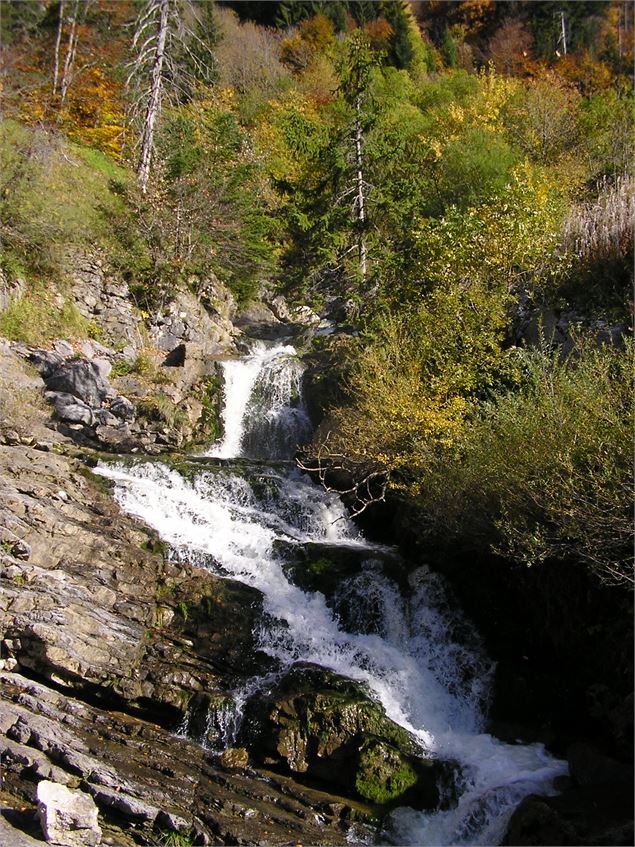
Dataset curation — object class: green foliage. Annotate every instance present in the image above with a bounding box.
[440,27,458,68]
[324,288,514,489]
[193,375,222,444]
[153,92,278,303]
[155,827,194,847]
[0,120,131,279]
[578,87,634,180]
[415,339,633,586]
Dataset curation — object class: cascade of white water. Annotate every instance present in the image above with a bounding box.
[208,341,311,459]
[96,343,567,846]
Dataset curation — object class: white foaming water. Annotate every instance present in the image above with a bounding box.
[208,341,311,459]
[96,343,567,846]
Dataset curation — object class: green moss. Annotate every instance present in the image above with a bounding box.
[75,464,115,495]
[355,740,418,804]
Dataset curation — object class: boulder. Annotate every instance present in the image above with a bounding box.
[45,359,109,407]
[241,663,453,809]
[36,780,102,847]
[29,350,65,380]
[108,396,135,423]
[567,742,632,787]
[46,392,94,426]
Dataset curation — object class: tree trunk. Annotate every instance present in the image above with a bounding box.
[137,0,169,194]
[59,0,80,105]
[354,95,367,285]
[52,1,65,96]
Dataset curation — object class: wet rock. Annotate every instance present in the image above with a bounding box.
[277,540,406,602]
[567,742,632,787]
[37,780,102,847]
[0,672,372,846]
[503,782,635,847]
[503,795,578,845]
[220,748,249,770]
[242,664,450,809]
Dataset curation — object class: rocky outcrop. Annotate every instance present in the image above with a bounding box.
[4,336,224,455]
[0,444,384,846]
[36,781,102,847]
[69,253,141,355]
[241,664,455,809]
[0,446,276,713]
[1,671,377,846]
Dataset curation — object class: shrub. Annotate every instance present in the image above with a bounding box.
[416,339,633,587]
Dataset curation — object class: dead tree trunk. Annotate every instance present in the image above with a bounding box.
[137,0,169,194]
[354,95,367,285]
[52,1,65,96]
[59,0,80,105]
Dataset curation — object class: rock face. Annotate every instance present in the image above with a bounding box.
[241,664,453,809]
[1,671,376,846]
[36,781,102,847]
[69,252,141,350]
[0,446,274,712]
[0,444,383,845]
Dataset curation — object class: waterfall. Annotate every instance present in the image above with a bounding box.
[208,341,312,460]
[96,342,567,846]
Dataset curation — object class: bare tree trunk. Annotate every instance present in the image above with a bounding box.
[52,0,65,96]
[137,0,169,194]
[59,0,80,105]
[354,95,367,285]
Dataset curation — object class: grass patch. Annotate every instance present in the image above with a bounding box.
[0,288,99,344]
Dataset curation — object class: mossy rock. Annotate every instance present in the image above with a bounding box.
[276,540,408,599]
[355,739,419,805]
[241,663,455,810]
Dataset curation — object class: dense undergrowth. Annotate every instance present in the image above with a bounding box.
[0,0,633,584]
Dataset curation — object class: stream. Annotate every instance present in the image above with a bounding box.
[96,339,567,846]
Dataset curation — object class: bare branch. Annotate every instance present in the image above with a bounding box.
[297,432,389,518]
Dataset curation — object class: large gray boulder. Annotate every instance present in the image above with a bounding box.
[36,781,102,847]
[45,359,109,407]
[46,392,94,426]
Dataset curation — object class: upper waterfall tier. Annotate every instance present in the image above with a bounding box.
[207,341,312,460]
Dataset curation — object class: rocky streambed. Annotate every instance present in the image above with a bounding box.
[0,443,401,845]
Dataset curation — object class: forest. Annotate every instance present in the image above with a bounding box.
[1,0,633,588]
